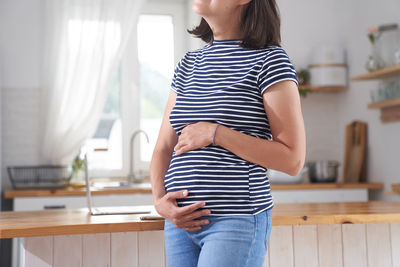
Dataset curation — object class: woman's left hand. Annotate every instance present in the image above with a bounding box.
[174,122,217,155]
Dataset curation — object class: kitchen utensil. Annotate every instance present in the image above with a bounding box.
[343,121,367,183]
[268,166,308,184]
[307,160,340,183]
[7,165,73,189]
[392,184,400,194]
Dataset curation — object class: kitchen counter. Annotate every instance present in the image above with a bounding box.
[2,201,399,267]
[0,205,163,239]
[0,201,398,239]
[2,182,383,198]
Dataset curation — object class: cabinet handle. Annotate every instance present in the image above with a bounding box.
[43,205,66,210]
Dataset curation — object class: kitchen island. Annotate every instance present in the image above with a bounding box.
[1,201,399,267]
[3,182,385,267]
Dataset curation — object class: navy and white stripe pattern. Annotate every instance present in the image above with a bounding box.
[165,39,299,216]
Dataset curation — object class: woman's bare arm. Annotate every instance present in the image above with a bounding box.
[149,90,178,202]
[174,80,306,176]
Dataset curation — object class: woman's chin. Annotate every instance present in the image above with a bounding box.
[192,6,201,15]
[192,1,209,16]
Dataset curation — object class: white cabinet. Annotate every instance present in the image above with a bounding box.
[13,194,154,211]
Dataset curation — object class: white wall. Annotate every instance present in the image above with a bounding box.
[277,0,400,201]
[278,0,345,184]
[0,0,43,190]
[0,0,399,201]
[335,0,400,201]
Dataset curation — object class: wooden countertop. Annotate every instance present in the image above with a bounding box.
[2,182,384,198]
[1,201,399,239]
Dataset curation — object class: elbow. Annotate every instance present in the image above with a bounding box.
[287,155,306,176]
[286,141,306,176]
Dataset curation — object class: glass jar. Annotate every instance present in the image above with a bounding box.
[395,46,400,65]
[372,78,400,102]
[370,88,380,102]
[71,168,85,182]
[375,24,400,67]
[365,42,385,72]
[395,78,400,98]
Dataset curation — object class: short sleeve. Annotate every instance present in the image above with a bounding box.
[170,62,180,93]
[258,47,299,95]
[170,54,186,94]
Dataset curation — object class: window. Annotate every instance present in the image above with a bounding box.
[84,0,186,177]
[84,66,123,170]
[69,19,123,172]
[138,14,175,162]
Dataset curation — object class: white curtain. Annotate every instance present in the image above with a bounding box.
[40,0,145,165]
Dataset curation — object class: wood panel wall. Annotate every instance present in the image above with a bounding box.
[23,223,400,267]
[264,223,400,267]
[23,231,165,267]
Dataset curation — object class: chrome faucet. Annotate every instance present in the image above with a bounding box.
[128,129,149,184]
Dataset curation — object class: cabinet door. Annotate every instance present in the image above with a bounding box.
[13,193,154,211]
[14,196,87,211]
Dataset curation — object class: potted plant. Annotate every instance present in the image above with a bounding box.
[70,150,86,187]
[297,68,312,97]
[365,26,385,72]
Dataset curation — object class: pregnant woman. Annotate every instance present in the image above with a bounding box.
[149,0,306,266]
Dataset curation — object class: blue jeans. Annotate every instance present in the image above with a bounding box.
[164,208,273,267]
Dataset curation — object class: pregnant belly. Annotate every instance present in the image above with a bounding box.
[164,149,251,208]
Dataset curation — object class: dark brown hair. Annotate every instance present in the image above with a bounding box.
[187,0,282,49]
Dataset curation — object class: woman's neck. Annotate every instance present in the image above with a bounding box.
[203,7,245,41]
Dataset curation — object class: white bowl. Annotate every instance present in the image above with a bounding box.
[268,166,308,184]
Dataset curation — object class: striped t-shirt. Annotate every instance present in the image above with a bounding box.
[165,39,299,216]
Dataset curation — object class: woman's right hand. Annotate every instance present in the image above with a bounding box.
[155,189,211,231]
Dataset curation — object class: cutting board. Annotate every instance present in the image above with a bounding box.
[392,184,400,194]
[343,120,367,183]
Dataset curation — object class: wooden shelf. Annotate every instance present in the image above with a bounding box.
[299,84,348,91]
[367,98,400,123]
[368,97,400,109]
[350,64,400,81]
[351,65,400,123]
